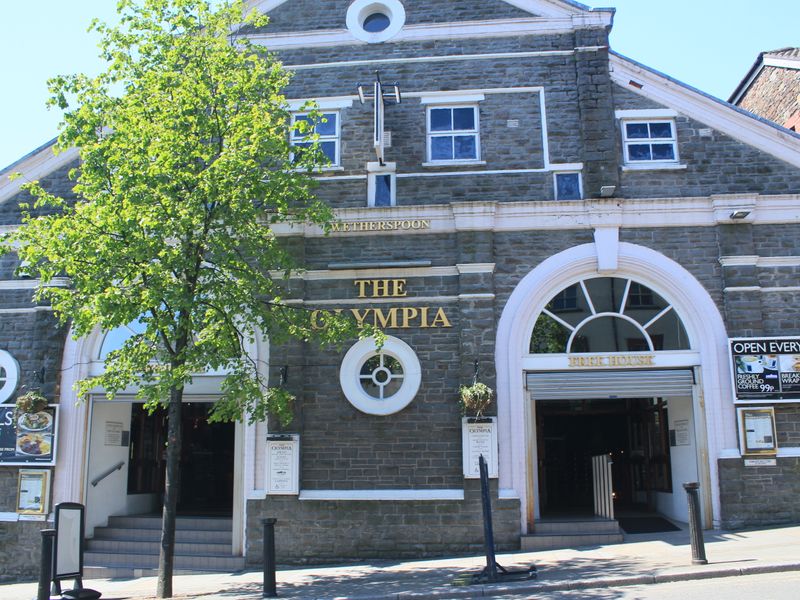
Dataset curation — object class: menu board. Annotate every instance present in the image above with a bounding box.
[266,435,299,495]
[0,404,58,466]
[730,338,800,402]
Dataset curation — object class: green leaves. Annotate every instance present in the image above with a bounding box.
[3,0,371,424]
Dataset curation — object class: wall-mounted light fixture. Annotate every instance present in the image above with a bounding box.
[730,210,751,220]
[599,185,616,198]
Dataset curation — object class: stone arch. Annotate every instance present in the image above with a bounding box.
[495,242,734,530]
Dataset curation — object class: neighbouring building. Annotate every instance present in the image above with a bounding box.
[730,47,800,130]
[2,0,800,580]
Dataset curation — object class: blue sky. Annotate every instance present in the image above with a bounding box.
[1,0,797,170]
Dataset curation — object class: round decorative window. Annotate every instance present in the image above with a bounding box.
[346,0,406,43]
[0,350,21,404]
[340,335,421,415]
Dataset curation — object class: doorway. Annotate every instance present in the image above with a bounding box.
[128,402,234,516]
[537,398,672,517]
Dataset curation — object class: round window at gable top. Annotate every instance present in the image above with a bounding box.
[346,0,406,43]
[363,11,390,32]
[340,336,421,415]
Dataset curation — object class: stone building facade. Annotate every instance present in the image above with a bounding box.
[730,47,800,130]
[1,0,800,579]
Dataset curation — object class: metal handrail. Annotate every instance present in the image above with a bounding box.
[90,461,125,487]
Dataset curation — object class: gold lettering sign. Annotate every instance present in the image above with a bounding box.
[311,307,452,330]
[330,219,431,233]
[309,278,452,330]
[568,355,656,368]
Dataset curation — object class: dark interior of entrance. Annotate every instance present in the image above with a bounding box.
[127,402,234,516]
[537,398,671,516]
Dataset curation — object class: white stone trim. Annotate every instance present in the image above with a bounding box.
[419,93,486,105]
[286,50,575,71]
[610,53,800,169]
[270,195,800,238]
[248,14,612,51]
[1,146,80,205]
[0,307,54,314]
[298,489,464,501]
[286,97,355,111]
[615,109,679,119]
[346,0,406,44]
[720,256,800,268]
[301,295,460,306]
[621,163,688,172]
[724,286,764,293]
[459,293,495,300]
[339,336,421,416]
[495,242,735,532]
[456,263,496,274]
[0,278,69,289]
[777,447,800,458]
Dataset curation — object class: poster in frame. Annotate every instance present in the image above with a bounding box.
[0,404,59,466]
[16,469,51,515]
[737,407,778,456]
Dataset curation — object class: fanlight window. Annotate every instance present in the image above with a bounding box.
[530,278,690,354]
[99,318,147,360]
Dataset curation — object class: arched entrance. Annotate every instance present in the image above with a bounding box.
[53,323,269,554]
[496,241,736,532]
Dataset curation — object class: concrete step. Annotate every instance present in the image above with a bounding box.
[83,565,231,579]
[521,531,624,551]
[86,538,233,555]
[92,526,232,544]
[83,551,245,572]
[533,518,621,535]
[106,515,232,531]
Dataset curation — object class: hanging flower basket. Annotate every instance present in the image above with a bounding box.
[458,382,493,419]
[15,390,48,416]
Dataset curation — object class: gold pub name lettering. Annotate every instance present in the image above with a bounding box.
[568,355,656,368]
[310,278,452,329]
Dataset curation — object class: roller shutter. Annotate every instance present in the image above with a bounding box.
[526,369,695,400]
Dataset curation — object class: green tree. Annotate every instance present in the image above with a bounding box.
[4,1,369,596]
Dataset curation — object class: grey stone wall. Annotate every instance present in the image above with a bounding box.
[254,0,536,34]
[612,85,800,198]
[246,480,520,564]
[719,456,800,528]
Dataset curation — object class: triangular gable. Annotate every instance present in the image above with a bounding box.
[247,0,595,19]
[242,0,612,49]
[610,52,800,169]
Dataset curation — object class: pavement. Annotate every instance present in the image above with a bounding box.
[2,523,800,600]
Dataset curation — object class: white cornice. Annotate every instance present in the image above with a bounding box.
[248,14,611,50]
[764,56,800,70]
[719,256,800,268]
[271,194,800,238]
[610,53,800,169]
[1,146,80,205]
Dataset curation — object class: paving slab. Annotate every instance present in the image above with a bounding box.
[1,524,799,600]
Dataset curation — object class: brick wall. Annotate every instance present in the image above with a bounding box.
[737,65,800,128]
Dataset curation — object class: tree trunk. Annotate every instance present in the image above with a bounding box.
[157,386,184,598]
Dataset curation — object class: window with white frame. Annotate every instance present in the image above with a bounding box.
[621,119,678,164]
[427,105,480,162]
[291,111,340,166]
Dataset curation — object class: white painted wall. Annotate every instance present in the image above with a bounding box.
[655,395,698,523]
[85,400,158,537]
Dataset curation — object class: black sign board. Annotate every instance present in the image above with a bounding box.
[730,337,800,402]
[0,404,58,465]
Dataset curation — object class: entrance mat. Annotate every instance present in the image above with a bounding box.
[618,516,680,534]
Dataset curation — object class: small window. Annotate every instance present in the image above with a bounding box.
[554,172,582,201]
[363,12,390,32]
[622,120,678,164]
[427,106,480,163]
[340,336,422,416]
[291,111,340,166]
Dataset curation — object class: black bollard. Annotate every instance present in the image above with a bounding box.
[683,482,708,565]
[262,518,277,598]
[38,529,56,600]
